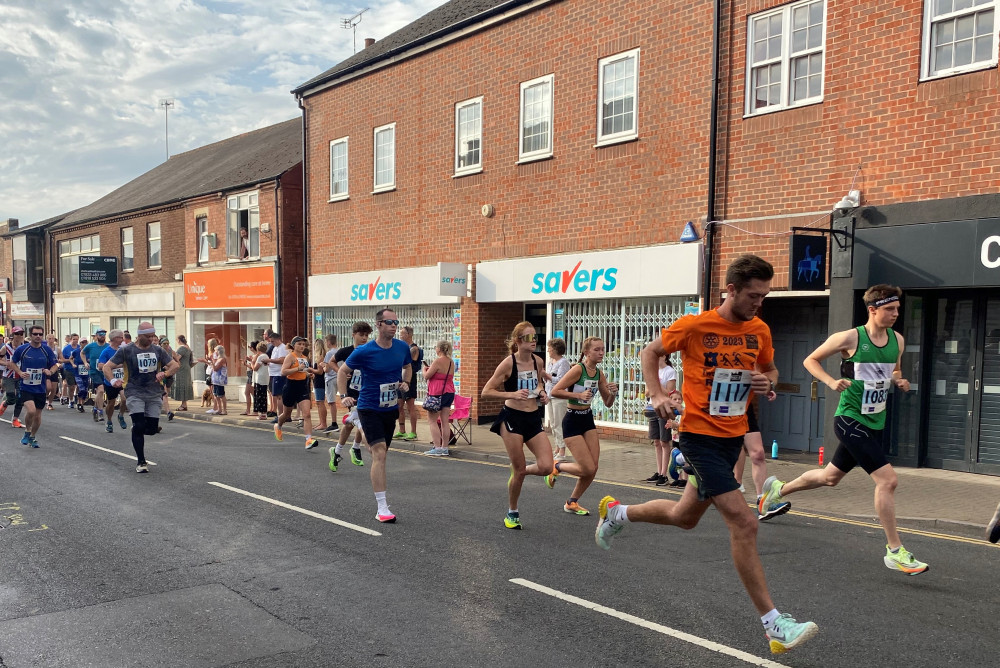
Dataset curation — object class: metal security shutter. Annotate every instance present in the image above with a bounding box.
[978,298,1000,466]
[925,296,974,464]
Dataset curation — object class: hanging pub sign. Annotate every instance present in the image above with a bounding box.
[789,234,827,291]
[79,256,119,286]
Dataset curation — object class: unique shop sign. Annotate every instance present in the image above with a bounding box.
[79,256,119,286]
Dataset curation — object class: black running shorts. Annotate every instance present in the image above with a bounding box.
[357,408,398,448]
[830,415,889,475]
[677,432,743,501]
[490,405,544,441]
[562,408,597,439]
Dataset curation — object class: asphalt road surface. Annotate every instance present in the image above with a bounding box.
[2,408,997,667]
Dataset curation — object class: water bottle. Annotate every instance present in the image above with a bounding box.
[771,439,779,459]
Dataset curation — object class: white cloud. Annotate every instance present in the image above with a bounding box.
[0,0,448,224]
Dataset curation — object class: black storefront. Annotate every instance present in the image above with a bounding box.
[831,199,1000,476]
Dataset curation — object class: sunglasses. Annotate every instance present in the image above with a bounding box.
[519,334,538,342]
[379,319,400,326]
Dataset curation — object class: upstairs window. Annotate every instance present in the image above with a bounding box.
[519,74,554,161]
[147,222,161,268]
[923,0,997,79]
[197,215,210,264]
[597,49,639,145]
[227,192,259,260]
[58,234,100,291]
[746,0,826,115]
[455,98,483,175]
[330,137,349,200]
[373,123,396,192]
[121,227,134,271]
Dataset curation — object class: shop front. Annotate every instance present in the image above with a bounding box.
[847,214,1000,475]
[10,301,45,334]
[309,263,468,400]
[184,265,278,395]
[475,244,702,434]
[54,287,181,343]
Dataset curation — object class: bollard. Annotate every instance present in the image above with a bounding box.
[818,446,824,467]
[771,439,779,459]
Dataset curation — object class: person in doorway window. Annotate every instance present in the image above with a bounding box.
[239,226,250,260]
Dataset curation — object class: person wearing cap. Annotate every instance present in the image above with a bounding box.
[82,330,110,423]
[0,326,26,424]
[103,322,179,473]
[274,336,322,450]
[9,325,60,447]
[97,329,128,433]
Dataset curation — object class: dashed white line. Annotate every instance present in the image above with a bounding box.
[510,578,794,668]
[59,435,157,465]
[207,481,381,537]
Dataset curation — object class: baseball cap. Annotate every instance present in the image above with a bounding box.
[290,336,306,346]
[11,326,24,335]
[95,329,107,335]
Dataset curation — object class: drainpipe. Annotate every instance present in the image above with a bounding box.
[703,0,722,308]
[274,175,283,335]
[298,97,309,340]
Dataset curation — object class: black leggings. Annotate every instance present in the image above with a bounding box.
[253,383,268,414]
[130,413,160,465]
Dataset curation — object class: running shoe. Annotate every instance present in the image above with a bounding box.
[274,423,283,441]
[12,418,23,428]
[118,415,127,430]
[136,463,149,473]
[304,437,319,450]
[425,447,443,456]
[106,421,114,433]
[20,433,31,446]
[92,408,99,422]
[350,448,364,466]
[988,501,1000,544]
[883,545,929,575]
[77,403,84,413]
[757,476,791,521]
[0,401,6,416]
[766,613,818,654]
[29,437,39,448]
[644,471,662,482]
[564,501,590,516]
[376,512,396,523]
[504,512,522,530]
[322,424,338,433]
[404,432,417,441]
[46,401,53,410]
[393,430,406,439]
[329,447,342,472]
[595,495,625,550]
[544,465,559,489]
[168,412,174,422]
[206,409,217,415]
[437,448,449,457]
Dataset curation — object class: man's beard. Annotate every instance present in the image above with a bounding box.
[136,335,152,347]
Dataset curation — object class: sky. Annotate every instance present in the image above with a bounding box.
[0,0,448,226]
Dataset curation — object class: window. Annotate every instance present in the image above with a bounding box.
[330,137,349,200]
[226,192,259,260]
[923,0,997,79]
[519,74,554,161]
[58,317,100,341]
[121,227,134,271]
[454,98,482,175]
[597,49,639,145]
[58,234,100,291]
[373,123,395,192]
[197,215,210,264]
[147,222,161,268]
[746,0,826,115]
[112,316,176,343]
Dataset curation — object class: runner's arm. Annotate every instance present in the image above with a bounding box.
[597,370,619,407]
[103,360,122,382]
[891,331,910,391]
[336,362,354,407]
[481,358,524,400]
[550,364,584,401]
[280,353,296,377]
[640,337,673,418]
[803,329,857,392]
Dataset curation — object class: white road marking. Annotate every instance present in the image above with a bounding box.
[207,481,382,537]
[510,578,794,668]
[59,436,157,466]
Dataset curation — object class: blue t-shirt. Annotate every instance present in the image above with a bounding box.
[62,344,83,372]
[12,343,57,395]
[345,339,412,412]
[98,345,124,387]
[82,342,108,375]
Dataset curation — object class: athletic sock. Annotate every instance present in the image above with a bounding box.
[614,504,631,523]
[568,497,579,504]
[889,546,900,554]
[375,492,389,515]
[507,509,518,517]
[334,443,344,455]
[761,609,780,629]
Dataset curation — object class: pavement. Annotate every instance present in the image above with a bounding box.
[172,404,1000,541]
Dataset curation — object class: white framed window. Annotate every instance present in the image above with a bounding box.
[58,234,100,291]
[373,123,395,192]
[922,0,997,79]
[454,98,483,175]
[746,0,826,115]
[519,74,554,162]
[197,215,210,264]
[329,137,349,201]
[121,227,134,271]
[147,222,161,268]
[226,191,259,260]
[597,49,639,145]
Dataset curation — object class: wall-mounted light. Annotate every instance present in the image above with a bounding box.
[833,189,861,216]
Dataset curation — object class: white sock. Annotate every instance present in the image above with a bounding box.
[508,509,518,515]
[761,609,780,629]
[335,443,344,455]
[614,504,630,523]
[375,491,389,515]
[353,440,362,449]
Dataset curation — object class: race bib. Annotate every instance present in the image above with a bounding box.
[349,369,362,391]
[379,382,399,408]
[297,357,308,372]
[578,379,599,403]
[113,368,125,381]
[136,352,158,374]
[860,379,890,415]
[24,369,43,386]
[517,370,539,398]
[709,368,752,416]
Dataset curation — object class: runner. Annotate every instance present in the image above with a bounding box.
[987,501,1000,544]
[337,309,412,523]
[394,326,422,441]
[481,321,554,530]
[44,333,59,409]
[103,322,179,473]
[548,336,618,516]
[321,334,340,433]
[274,336,321,450]
[8,325,60,447]
[97,330,127,433]
[60,333,83,410]
[0,327,26,426]
[82,329,109,422]
[594,255,817,655]
[329,322,371,472]
[758,284,928,575]
[266,332,288,419]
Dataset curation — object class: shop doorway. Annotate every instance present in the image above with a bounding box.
[524,303,547,363]
[760,298,829,452]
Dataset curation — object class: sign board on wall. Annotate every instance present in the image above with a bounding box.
[475,243,702,302]
[11,302,45,317]
[79,256,119,286]
[184,265,276,309]
[789,234,827,291]
[308,265,465,307]
[438,262,470,297]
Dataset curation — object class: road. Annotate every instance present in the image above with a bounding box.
[1,409,997,667]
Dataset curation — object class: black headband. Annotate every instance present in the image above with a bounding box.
[870,295,900,308]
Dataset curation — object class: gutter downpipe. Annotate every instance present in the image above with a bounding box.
[704,0,722,309]
[298,96,309,340]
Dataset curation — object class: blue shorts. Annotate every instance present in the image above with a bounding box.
[314,383,325,402]
[269,375,286,397]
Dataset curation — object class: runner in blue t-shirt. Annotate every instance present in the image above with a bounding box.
[338,308,413,524]
[97,330,128,433]
[82,330,110,422]
[60,335,84,409]
[9,326,59,447]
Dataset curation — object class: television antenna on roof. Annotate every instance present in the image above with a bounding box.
[158,98,175,161]
[341,8,369,54]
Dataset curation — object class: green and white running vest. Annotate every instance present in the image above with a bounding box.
[836,326,899,430]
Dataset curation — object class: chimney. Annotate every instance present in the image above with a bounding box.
[364,38,375,48]
[1,218,18,233]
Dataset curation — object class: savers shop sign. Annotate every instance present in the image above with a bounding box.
[184,266,275,309]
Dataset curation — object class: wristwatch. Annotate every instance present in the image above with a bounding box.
[768,379,776,393]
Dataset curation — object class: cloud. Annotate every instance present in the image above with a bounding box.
[0,0,448,225]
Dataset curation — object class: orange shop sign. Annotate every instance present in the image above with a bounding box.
[184,266,275,309]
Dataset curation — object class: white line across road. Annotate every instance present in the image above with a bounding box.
[59,436,158,466]
[510,578,793,668]
[207,481,382,537]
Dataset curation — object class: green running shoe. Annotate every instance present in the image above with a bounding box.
[328,447,341,472]
[544,465,558,489]
[883,545,928,575]
[504,512,522,530]
[350,448,364,466]
[766,613,818,654]
[393,430,406,439]
[757,476,788,520]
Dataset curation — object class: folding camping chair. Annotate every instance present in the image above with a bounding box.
[439,395,472,446]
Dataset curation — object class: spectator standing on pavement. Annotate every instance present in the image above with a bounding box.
[252,342,270,419]
[198,337,219,411]
[422,340,456,456]
[394,326,422,441]
[322,334,340,433]
[545,338,571,462]
[171,335,195,411]
[645,357,677,485]
[266,332,288,418]
[210,345,229,415]
[240,340,257,415]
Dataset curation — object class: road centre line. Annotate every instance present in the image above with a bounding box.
[510,578,791,668]
[207,481,381,537]
[59,436,157,466]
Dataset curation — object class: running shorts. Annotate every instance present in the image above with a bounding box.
[746,403,760,434]
[490,405,544,441]
[282,378,311,407]
[357,408,398,447]
[830,415,889,475]
[677,432,743,501]
[648,417,672,443]
[21,391,46,410]
[562,408,597,439]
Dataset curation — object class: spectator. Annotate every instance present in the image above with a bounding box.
[545,338,571,461]
[422,340,456,456]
